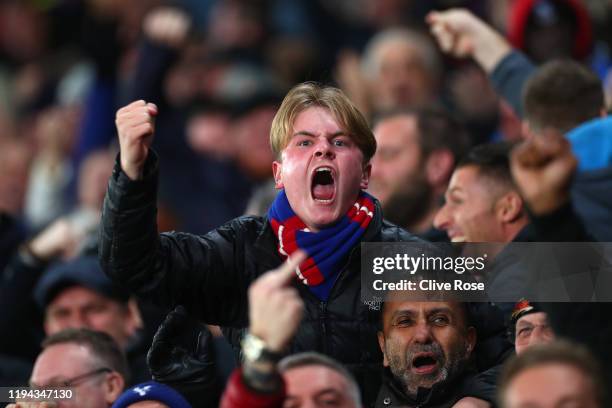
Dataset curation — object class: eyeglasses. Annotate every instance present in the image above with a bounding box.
[32,368,112,389]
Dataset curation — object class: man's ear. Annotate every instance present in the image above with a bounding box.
[104,371,125,404]
[425,149,454,188]
[377,331,389,367]
[43,315,53,337]
[126,298,143,333]
[272,161,284,189]
[466,327,477,356]
[360,162,372,190]
[495,191,524,223]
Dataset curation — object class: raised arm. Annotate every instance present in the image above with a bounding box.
[427,9,512,73]
[99,102,253,325]
[427,8,536,116]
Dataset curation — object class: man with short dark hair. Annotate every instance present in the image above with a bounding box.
[432,138,581,385]
[7,328,127,408]
[369,108,469,241]
[522,60,605,135]
[498,341,604,408]
[434,142,529,244]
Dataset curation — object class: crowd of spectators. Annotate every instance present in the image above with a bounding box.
[2,0,612,407]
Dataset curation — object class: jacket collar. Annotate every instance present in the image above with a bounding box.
[376,367,465,408]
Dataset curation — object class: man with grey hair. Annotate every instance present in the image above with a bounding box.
[363,27,441,111]
[220,253,362,408]
[339,27,442,119]
[7,328,127,408]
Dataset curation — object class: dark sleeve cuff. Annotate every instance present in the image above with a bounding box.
[108,149,159,212]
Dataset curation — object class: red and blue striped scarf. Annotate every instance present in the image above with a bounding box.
[268,190,375,300]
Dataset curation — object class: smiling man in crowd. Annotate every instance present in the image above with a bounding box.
[433,142,529,244]
[100,82,421,404]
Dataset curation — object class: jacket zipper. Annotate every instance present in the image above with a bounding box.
[319,300,328,354]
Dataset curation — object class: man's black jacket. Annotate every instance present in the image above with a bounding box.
[375,367,492,408]
[99,152,422,404]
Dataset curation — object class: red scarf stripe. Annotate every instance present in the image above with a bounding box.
[267,190,376,300]
[301,259,323,285]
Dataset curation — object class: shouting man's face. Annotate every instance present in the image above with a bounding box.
[378,301,476,398]
[273,107,371,231]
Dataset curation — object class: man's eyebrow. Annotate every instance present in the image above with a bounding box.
[30,375,64,387]
[427,307,454,316]
[314,388,343,398]
[292,130,346,138]
[390,309,416,320]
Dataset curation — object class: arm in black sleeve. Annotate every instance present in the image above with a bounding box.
[99,151,250,326]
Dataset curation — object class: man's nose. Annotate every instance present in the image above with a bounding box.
[66,311,89,329]
[313,139,335,159]
[412,321,434,344]
[370,157,383,179]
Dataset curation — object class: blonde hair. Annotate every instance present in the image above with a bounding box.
[270,82,376,162]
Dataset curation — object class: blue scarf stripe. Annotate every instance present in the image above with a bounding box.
[268,190,375,300]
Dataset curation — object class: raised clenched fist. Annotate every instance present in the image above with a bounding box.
[426,8,511,73]
[511,130,578,215]
[115,100,158,180]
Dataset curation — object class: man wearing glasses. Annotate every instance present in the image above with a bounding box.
[8,328,127,408]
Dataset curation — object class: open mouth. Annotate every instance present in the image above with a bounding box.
[411,353,439,375]
[311,167,336,203]
[450,236,467,243]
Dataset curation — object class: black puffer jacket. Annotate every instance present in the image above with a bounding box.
[99,152,422,405]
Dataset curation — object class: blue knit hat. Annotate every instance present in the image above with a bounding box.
[112,381,192,408]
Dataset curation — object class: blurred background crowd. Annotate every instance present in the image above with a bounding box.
[2,0,612,406]
[1,0,612,238]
